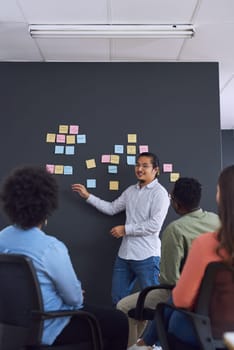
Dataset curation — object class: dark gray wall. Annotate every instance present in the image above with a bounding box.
[0,62,221,305]
[221,130,234,168]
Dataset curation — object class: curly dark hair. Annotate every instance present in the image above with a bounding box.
[172,177,202,211]
[0,166,58,229]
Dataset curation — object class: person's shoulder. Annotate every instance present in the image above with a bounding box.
[203,210,219,219]
[151,179,169,194]
[161,219,181,240]
[42,231,67,251]
[201,210,220,225]
[193,231,217,245]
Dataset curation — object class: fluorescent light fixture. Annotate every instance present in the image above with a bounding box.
[29,24,195,39]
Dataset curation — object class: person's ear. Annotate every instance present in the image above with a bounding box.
[154,166,160,177]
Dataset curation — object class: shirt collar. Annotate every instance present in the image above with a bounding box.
[136,178,158,189]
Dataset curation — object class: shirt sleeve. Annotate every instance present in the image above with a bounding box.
[172,236,207,309]
[125,189,170,236]
[159,224,184,285]
[43,239,84,308]
[87,191,126,215]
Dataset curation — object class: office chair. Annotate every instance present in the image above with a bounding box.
[127,284,174,321]
[155,261,234,350]
[0,253,103,350]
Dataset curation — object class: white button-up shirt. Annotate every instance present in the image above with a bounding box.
[87,179,170,260]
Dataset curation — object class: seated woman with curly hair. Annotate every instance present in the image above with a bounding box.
[0,165,128,349]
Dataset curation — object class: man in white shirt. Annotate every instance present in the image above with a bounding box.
[72,152,170,304]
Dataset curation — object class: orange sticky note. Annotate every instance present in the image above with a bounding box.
[86,159,96,169]
[127,145,136,154]
[128,134,137,143]
[54,165,64,174]
[66,135,76,144]
[170,173,180,182]
[59,125,69,134]
[110,155,120,164]
[46,133,56,143]
[109,181,119,191]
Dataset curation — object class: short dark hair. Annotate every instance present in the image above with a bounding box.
[0,166,58,229]
[172,177,202,211]
[137,152,159,168]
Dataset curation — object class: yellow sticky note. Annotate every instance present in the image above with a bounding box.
[170,173,180,182]
[59,125,69,134]
[109,181,119,191]
[127,145,136,154]
[86,159,96,169]
[128,134,137,143]
[66,135,76,144]
[110,155,120,164]
[54,165,64,174]
[46,133,56,143]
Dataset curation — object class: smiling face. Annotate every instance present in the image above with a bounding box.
[135,155,158,186]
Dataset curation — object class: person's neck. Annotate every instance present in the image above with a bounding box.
[138,178,155,188]
[181,207,200,215]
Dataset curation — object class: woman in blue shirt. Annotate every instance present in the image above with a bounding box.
[0,165,128,350]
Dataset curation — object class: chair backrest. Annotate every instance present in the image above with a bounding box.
[0,253,44,345]
[195,261,234,340]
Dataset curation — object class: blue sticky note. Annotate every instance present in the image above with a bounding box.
[87,179,96,188]
[65,146,75,155]
[108,165,118,174]
[114,145,124,154]
[127,156,136,165]
[64,166,73,175]
[77,134,86,143]
[55,145,64,154]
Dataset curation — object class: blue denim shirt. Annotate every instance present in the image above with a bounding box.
[0,225,83,345]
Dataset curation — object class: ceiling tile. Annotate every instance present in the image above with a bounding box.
[194,0,234,23]
[110,0,198,23]
[111,38,184,60]
[180,23,234,61]
[0,0,23,21]
[0,23,42,60]
[35,38,110,61]
[18,0,108,23]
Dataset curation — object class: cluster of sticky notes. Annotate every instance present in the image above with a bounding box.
[94,133,149,190]
[46,164,73,175]
[163,163,180,182]
[46,123,87,176]
[100,134,149,170]
[46,124,87,156]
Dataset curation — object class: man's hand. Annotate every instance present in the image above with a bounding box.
[71,184,90,199]
[110,225,126,238]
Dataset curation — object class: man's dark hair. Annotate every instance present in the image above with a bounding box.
[0,166,58,229]
[172,177,202,211]
[137,152,159,168]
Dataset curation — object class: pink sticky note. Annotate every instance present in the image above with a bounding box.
[163,163,173,172]
[69,125,79,134]
[101,155,111,163]
[46,164,55,174]
[139,145,149,153]
[56,134,66,143]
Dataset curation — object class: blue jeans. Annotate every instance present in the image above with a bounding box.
[111,256,160,305]
[143,298,198,347]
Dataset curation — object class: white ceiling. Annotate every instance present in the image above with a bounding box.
[0,0,234,129]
